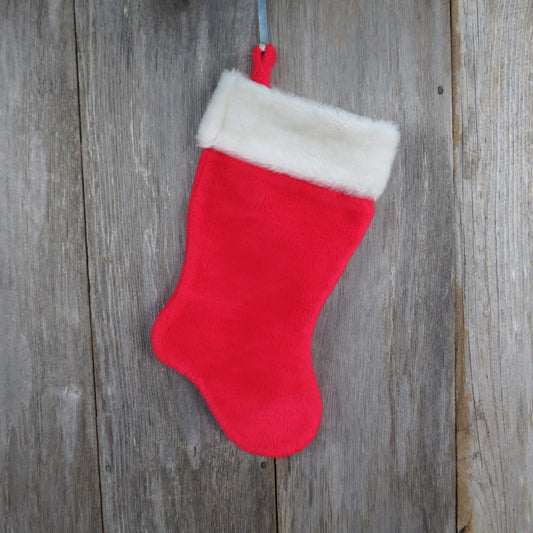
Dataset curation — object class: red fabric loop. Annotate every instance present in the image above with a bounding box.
[250,44,277,87]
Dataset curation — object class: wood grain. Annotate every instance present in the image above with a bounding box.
[271,0,456,530]
[452,1,533,531]
[4,0,531,530]
[0,1,102,530]
[74,1,276,530]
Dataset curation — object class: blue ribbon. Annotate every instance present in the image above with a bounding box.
[258,0,268,48]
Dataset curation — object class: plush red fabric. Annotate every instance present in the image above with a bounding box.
[151,148,375,457]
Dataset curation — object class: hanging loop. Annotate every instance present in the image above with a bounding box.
[251,43,276,87]
[252,0,275,87]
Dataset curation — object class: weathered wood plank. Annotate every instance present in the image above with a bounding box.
[452,1,533,531]
[74,1,276,530]
[272,1,456,530]
[0,1,102,531]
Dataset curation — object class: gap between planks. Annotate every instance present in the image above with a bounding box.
[72,0,106,530]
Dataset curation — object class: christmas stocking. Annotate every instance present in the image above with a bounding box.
[152,45,399,457]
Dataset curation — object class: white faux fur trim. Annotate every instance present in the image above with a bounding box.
[197,70,400,200]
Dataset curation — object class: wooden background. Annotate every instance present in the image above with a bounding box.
[1,1,531,531]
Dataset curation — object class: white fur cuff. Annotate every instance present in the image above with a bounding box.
[197,70,400,200]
